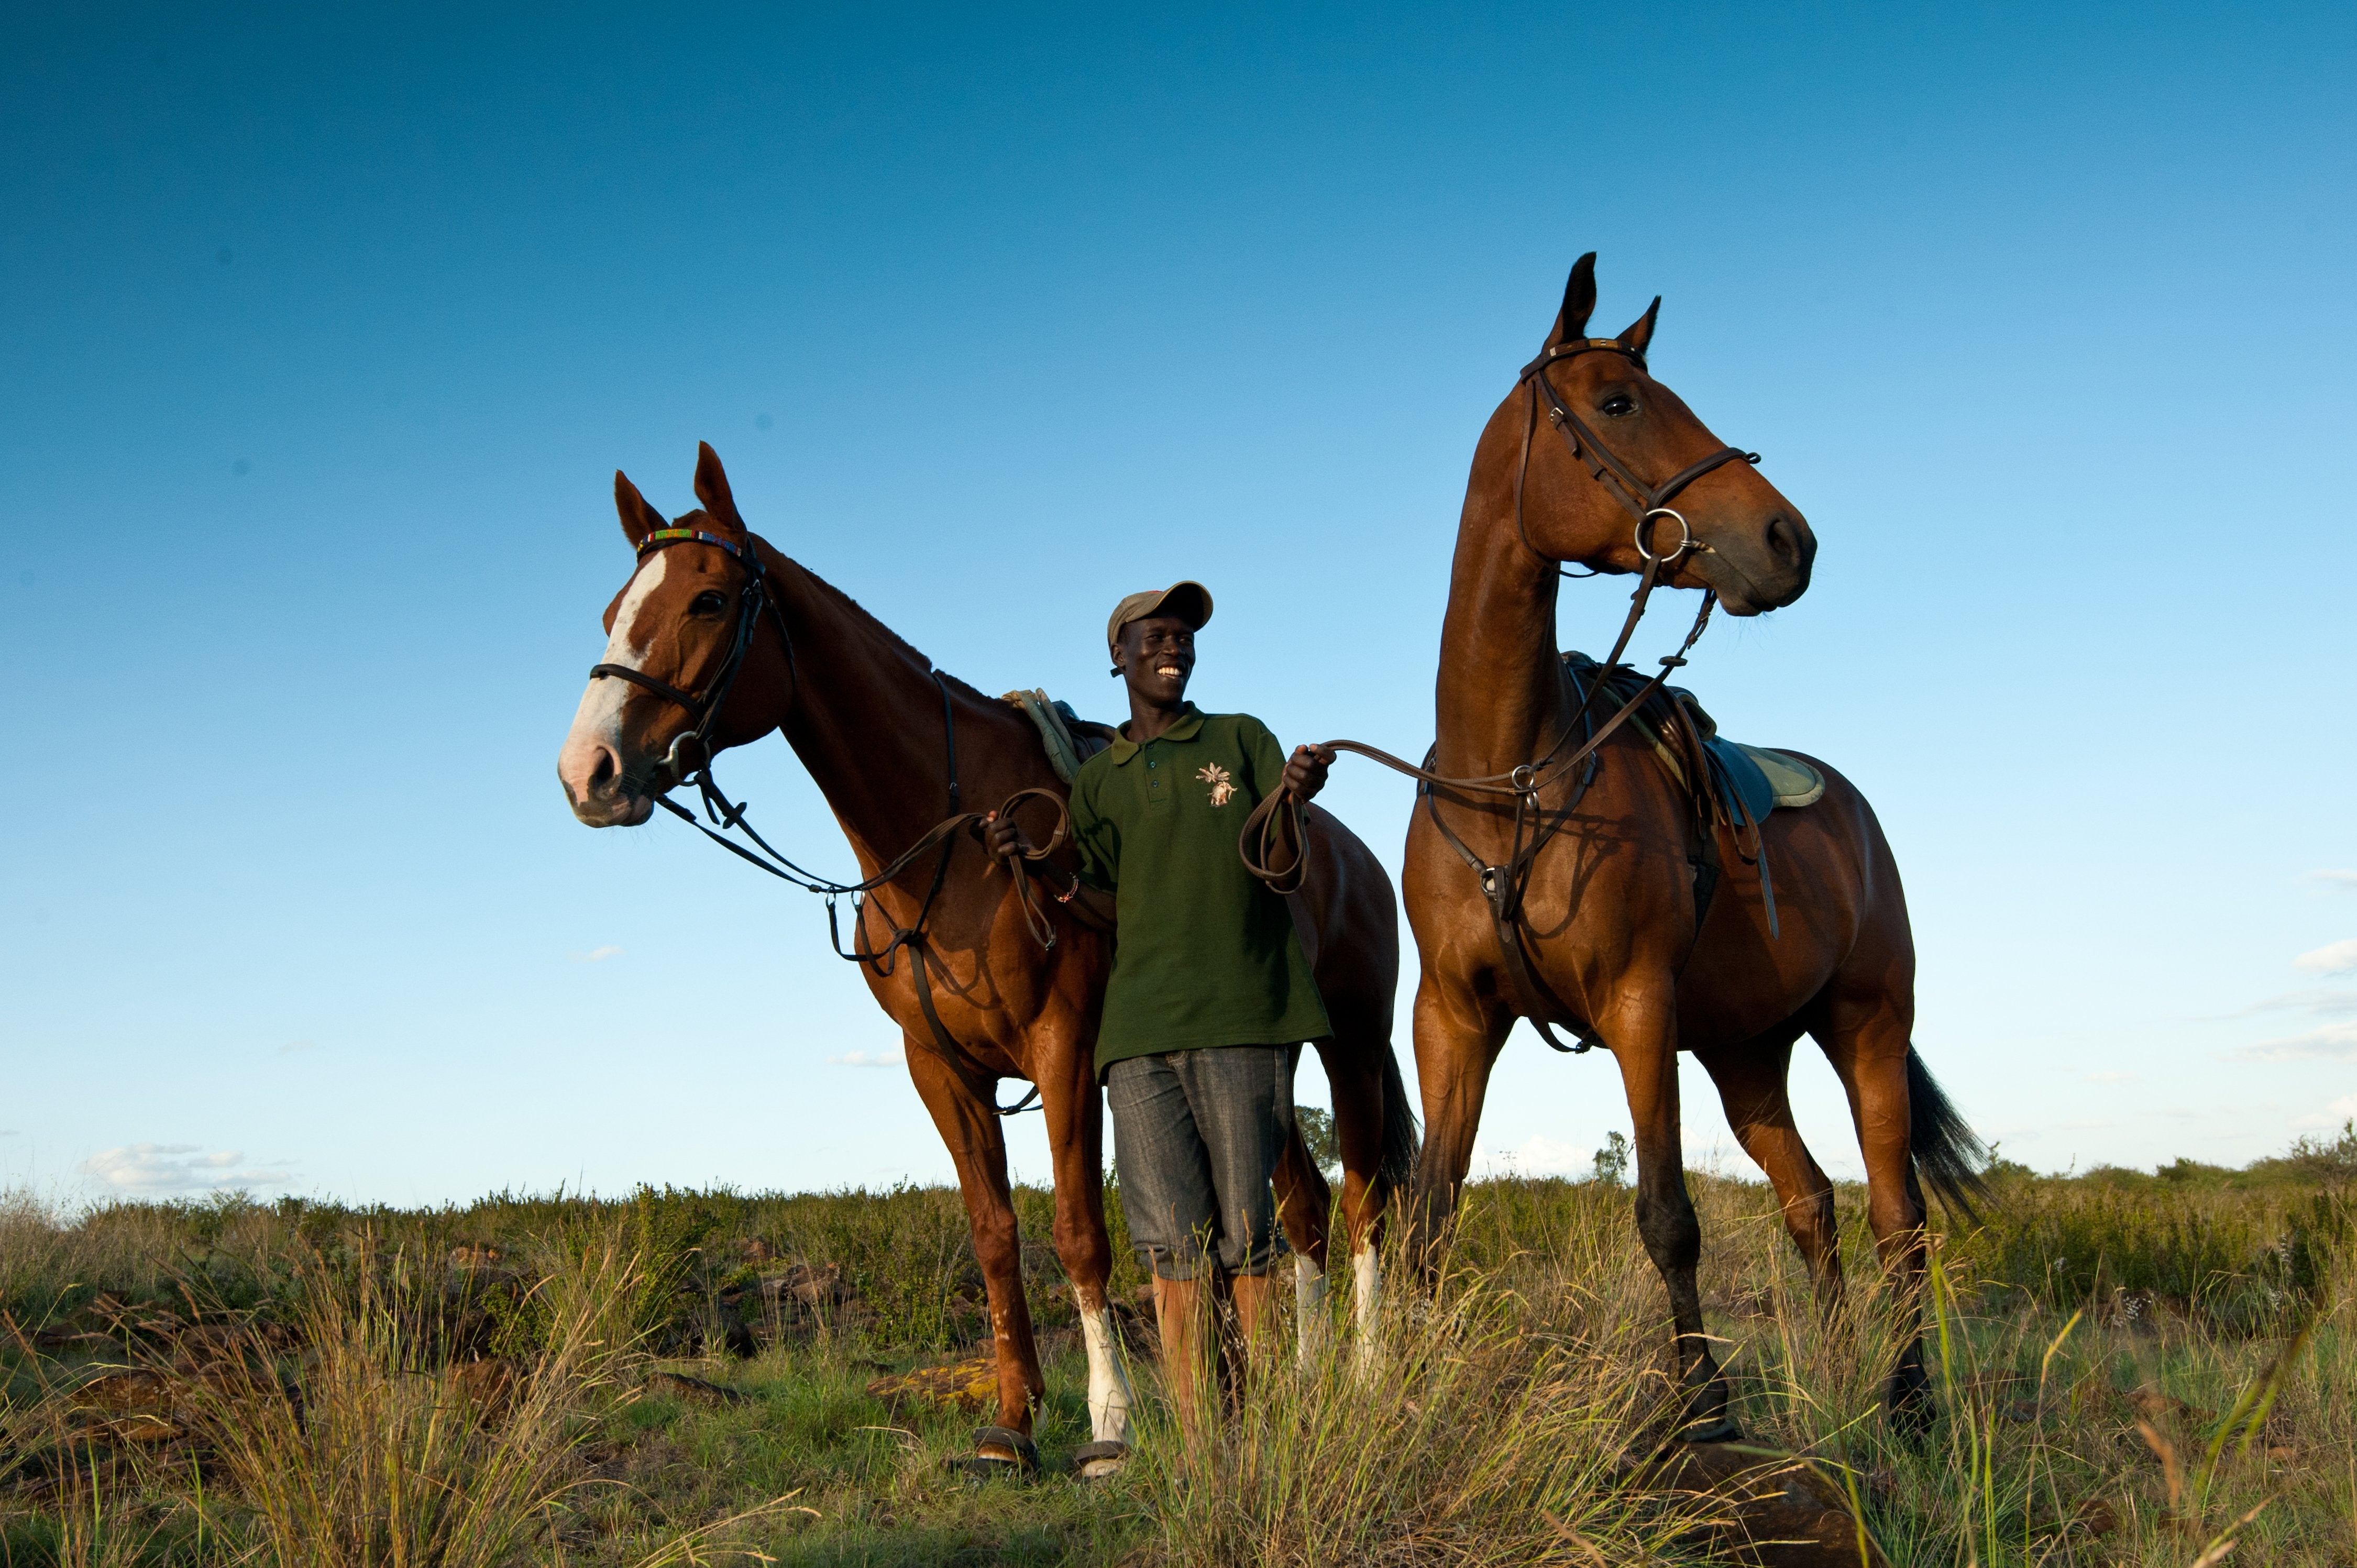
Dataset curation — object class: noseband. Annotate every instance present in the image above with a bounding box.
[589,526,796,797]
[1513,337,1760,575]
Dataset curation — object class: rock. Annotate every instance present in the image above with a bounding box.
[646,1371,746,1407]
[89,1412,183,1446]
[2128,1387,2214,1426]
[761,1262,847,1309]
[71,1371,169,1412]
[865,1356,1000,1415]
[1645,1441,1892,1568]
[445,1357,519,1421]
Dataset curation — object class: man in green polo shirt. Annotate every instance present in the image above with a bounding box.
[985,580,1332,1440]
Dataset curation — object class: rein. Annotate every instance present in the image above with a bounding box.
[589,528,1064,1116]
[1240,337,1763,1053]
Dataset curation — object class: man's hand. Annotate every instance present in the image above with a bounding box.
[1281,743,1333,804]
[983,811,1035,868]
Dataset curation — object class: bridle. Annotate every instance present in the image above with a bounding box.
[1513,335,1759,581]
[1240,334,1768,1053]
[586,524,1060,1116]
[590,525,796,800]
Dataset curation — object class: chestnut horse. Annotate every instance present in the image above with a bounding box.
[1403,255,1987,1433]
[557,444,1416,1471]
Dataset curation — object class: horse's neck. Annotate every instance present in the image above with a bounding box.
[1433,424,1567,775]
[761,555,1022,876]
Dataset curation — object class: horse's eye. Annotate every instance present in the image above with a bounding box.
[689,591,728,616]
[1601,394,1638,418]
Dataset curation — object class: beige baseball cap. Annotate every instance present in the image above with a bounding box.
[1106,580,1213,660]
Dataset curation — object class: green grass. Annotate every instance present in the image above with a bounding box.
[2,1127,2351,1566]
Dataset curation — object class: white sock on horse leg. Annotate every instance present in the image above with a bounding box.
[1295,1255,1329,1364]
[1080,1304,1134,1445]
[1352,1245,1381,1373]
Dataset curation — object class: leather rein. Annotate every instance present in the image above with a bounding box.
[588,526,1065,1116]
[1240,336,1762,1054]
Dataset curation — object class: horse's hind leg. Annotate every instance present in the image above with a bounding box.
[1692,1025,1843,1305]
[1310,1033,1396,1371]
[1271,1116,1333,1362]
[1812,990,1933,1429]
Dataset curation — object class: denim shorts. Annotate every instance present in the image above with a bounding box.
[1106,1044,1296,1280]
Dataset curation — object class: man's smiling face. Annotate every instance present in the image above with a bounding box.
[1118,614,1196,706]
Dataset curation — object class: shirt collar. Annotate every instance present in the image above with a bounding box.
[1107,703,1205,765]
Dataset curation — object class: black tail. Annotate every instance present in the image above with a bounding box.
[1908,1047,1993,1222]
[1376,1042,1422,1202]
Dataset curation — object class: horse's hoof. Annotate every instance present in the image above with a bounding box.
[947,1425,1040,1482]
[1073,1439,1129,1480]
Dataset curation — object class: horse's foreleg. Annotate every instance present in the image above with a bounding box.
[1406,968,1513,1275]
[1815,1000,1932,1430]
[1609,994,1735,1439]
[905,1040,1043,1456]
[1034,1026,1132,1468]
[1693,1030,1842,1305]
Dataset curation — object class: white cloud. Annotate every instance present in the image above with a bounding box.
[2295,939,2357,976]
[2304,870,2357,891]
[828,1047,905,1068]
[2084,1070,2134,1083]
[79,1144,295,1195]
[571,945,625,963]
[2233,988,2357,1019]
[2239,1022,2357,1063]
[2292,1092,2357,1129]
[1474,1134,1592,1178]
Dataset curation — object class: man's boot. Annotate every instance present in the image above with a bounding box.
[1153,1274,1210,1445]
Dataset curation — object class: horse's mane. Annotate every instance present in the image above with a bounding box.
[774,551,1023,725]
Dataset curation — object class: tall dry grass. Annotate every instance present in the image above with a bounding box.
[1124,1225,1748,1566]
[168,1230,641,1568]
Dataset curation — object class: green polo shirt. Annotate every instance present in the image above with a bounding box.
[1069,704,1331,1077]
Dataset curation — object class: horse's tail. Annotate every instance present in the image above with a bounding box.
[1376,1039,1422,1202]
[1908,1046,1993,1222]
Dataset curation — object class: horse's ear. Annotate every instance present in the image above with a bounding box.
[692,441,745,532]
[614,470,665,548]
[1617,296,1661,359]
[1549,252,1598,346]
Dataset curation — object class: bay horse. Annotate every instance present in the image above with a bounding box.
[1402,255,1988,1433]
[556,444,1416,1473]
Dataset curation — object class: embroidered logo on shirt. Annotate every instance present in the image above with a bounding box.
[1196,763,1235,807]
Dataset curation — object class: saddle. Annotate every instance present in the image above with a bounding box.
[1002,690,1116,783]
[1562,653,1824,822]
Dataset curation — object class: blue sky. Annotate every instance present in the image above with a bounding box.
[4,3,2353,1205]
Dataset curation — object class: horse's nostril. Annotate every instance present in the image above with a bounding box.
[589,747,618,794]
[1766,514,1800,567]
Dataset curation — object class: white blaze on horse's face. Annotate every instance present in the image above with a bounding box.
[557,551,670,826]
